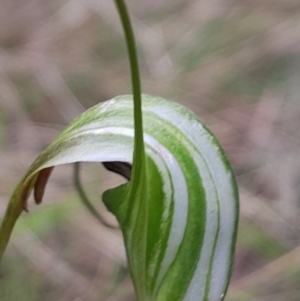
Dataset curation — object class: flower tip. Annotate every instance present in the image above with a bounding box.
[34,167,54,205]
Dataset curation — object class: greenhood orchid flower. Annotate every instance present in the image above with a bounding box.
[0,94,238,301]
[0,1,238,300]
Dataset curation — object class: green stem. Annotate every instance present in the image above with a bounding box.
[113,3,148,299]
[74,163,117,229]
[113,0,145,181]
[0,183,24,260]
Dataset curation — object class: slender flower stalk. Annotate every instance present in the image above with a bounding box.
[114,0,145,182]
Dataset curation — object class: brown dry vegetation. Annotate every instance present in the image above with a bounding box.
[1,0,300,300]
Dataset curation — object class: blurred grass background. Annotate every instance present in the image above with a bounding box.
[1,0,300,300]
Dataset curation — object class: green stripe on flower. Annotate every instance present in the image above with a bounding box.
[0,94,238,301]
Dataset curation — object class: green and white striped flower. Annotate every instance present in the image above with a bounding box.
[0,94,238,301]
